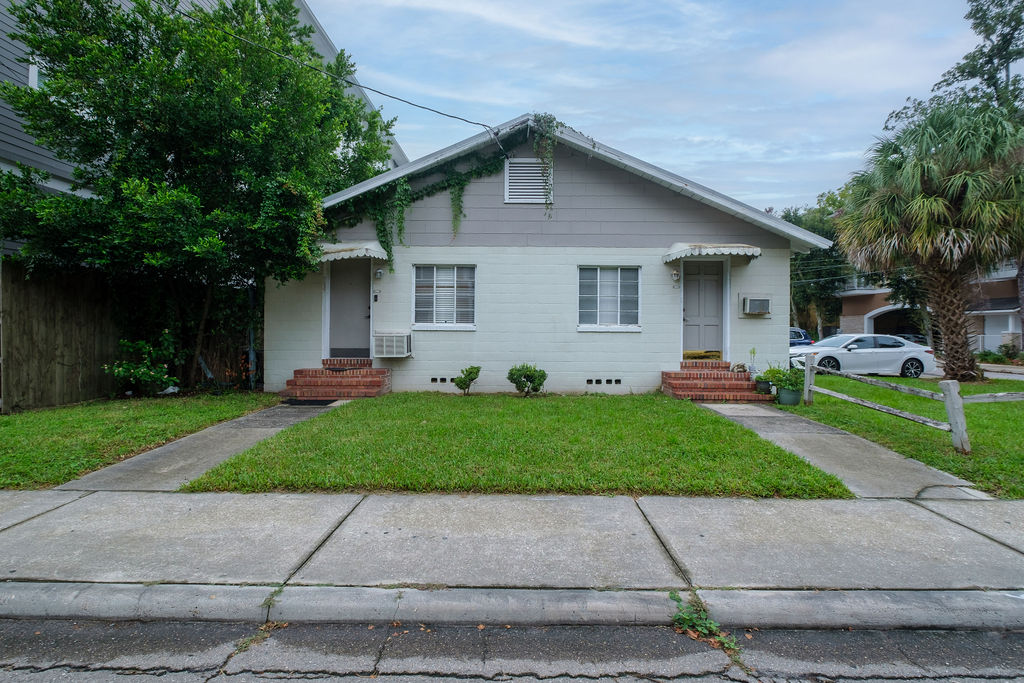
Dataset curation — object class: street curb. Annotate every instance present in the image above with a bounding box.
[700,589,1024,630]
[0,582,271,622]
[270,587,679,625]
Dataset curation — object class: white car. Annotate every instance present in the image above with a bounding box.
[790,334,936,378]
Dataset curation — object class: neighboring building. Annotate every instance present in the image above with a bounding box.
[264,114,830,397]
[838,262,1022,352]
[0,0,403,411]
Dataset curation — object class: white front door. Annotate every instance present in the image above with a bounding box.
[683,261,723,353]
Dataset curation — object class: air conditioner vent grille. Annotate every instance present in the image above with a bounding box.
[374,333,412,358]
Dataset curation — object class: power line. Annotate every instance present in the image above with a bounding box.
[168,3,505,148]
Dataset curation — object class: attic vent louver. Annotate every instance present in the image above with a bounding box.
[505,158,550,203]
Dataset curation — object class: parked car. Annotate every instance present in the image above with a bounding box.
[896,333,928,345]
[789,327,814,346]
[789,333,936,378]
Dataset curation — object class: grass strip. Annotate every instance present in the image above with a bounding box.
[0,392,280,489]
[784,376,1024,498]
[184,393,851,498]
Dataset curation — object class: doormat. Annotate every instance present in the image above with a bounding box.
[283,398,338,406]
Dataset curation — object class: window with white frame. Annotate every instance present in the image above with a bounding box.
[505,158,551,203]
[414,265,475,326]
[578,267,640,327]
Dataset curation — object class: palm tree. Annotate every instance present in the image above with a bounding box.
[838,105,1024,381]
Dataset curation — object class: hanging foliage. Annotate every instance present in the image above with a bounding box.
[333,113,562,264]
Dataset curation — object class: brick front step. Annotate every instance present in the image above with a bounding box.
[664,370,751,381]
[662,379,760,391]
[281,360,390,400]
[661,387,775,403]
[292,368,391,378]
[280,386,386,399]
[322,357,373,368]
[679,360,731,370]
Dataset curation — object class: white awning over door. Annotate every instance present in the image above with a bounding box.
[319,240,387,261]
[662,243,761,262]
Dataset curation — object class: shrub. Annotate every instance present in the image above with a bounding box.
[757,365,789,386]
[103,329,179,396]
[997,343,1019,360]
[452,365,481,395]
[976,350,1007,364]
[507,363,547,397]
[773,367,805,392]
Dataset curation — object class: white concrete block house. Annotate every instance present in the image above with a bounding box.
[265,114,830,401]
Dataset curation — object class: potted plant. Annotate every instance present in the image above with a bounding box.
[774,367,804,406]
[754,364,785,394]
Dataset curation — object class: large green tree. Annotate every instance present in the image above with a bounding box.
[890,0,1024,341]
[838,105,1024,380]
[0,0,393,384]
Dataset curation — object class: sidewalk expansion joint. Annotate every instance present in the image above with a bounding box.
[908,499,1024,559]
[0,490,95,534]
[633,499,693,587]
[279,494,367,589]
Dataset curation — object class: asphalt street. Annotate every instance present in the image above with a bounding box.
[0,619,1022,681]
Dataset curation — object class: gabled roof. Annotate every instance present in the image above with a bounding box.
[322,114,831,252]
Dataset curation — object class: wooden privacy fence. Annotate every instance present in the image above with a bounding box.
[801,360,1024,454]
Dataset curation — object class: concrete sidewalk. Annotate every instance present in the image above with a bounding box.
[0,490,1021,629]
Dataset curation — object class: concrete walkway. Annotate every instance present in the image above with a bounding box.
[702,403,992,499]
[57,404,335,492]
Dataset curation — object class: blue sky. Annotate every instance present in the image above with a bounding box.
[306,0,978,210]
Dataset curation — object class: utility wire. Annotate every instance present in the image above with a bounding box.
[168,3,508,155]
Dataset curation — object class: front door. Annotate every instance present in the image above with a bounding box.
[329,259,371,357]
[683,261,723,354]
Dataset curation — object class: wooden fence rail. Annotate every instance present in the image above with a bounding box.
[800,360,981,453]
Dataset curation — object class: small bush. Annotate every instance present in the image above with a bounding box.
[103,329,179,396]
[977,350,1008,364]
[773,367,805,392]
[998,343,1019,360]
[452,365,481,395]
[507,363,547,397]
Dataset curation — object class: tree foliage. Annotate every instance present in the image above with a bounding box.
[837,105,1024,380]
[0,0,393,384]
[784,190,849,339]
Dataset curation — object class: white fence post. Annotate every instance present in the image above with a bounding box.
[939,380,971,454]
[803,358,814,405]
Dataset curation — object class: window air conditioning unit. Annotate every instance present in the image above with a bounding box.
[374,333,412,358]
[743,297,771,315]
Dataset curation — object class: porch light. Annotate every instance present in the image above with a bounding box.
[671,270,680,282]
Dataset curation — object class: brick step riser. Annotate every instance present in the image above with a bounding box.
[663,372,752,381]
[293,369,391,378]
[288,382,391,393]
[662,388,775,403]
[663,380,759,391]
[322,358,373,368]
[679,361,731,369]
[281,387,385,399]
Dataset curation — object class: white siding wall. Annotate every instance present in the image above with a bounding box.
[264,267,325,391]
[367,246,791,394]
[729,249,791,371]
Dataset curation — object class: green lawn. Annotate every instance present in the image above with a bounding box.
[0,392,280,489]
[784,376,1024,498]
[184,393,852,498]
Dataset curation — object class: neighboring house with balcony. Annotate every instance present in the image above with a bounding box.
[838,262,1022,352]
[0,0,404,411]
[264,114,830,400]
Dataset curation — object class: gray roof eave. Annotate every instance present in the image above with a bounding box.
[322,113,832,253]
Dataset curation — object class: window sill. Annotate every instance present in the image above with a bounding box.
[412,324,477,332]
[577,325,641,333]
